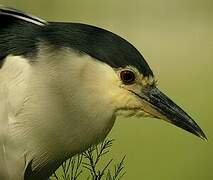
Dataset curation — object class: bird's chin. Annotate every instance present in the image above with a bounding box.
[115,108,155,118]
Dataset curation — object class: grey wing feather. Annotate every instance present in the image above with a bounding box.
[0,5,48,26]
[0,84,27,179]
[0,84,10,179]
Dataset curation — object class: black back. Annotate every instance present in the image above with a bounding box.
[0,7,153,76]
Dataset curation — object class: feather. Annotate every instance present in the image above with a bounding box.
[0,83,26,179]
[0,84,9,179]
[0,5,48,26]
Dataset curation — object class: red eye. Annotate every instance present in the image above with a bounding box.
[120,70,135,84]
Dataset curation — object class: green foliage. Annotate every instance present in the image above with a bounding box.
[51,139,125,180]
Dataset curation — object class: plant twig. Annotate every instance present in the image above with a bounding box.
[51,139,125,180]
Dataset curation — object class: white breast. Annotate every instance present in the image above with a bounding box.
[0,56,32,179]
[0,50,117,178]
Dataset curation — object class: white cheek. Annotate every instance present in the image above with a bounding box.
[71,56,121,106]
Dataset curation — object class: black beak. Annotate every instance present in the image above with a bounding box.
[138,86,207,140]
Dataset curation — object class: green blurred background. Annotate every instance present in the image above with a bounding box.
[1,0,212,179]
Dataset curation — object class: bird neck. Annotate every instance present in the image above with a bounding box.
[5,52,117,178]
[14,52,116,178]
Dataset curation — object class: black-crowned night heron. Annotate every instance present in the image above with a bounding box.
[0,6,207,180]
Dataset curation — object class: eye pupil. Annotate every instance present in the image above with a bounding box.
[120,70,135,84]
